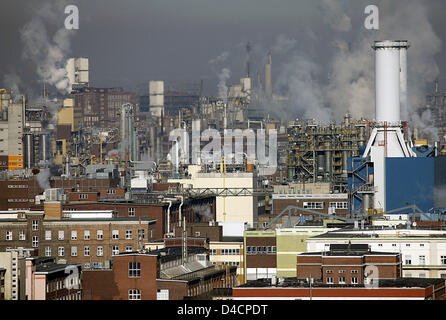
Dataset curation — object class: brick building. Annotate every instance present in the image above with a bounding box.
[296,244,402,285]
[72,87,136,128]
[0,208,156,269]
[32,195,216,241]
[82,247,237,300]
[25,256,82,300]
[244,230,276,282]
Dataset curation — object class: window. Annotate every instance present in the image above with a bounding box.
[441,256,446,265]
[112,246,119,256]
[84,246,90,256]
[45,247,51,257]
[97,230,103,240]
[210,249,217,255]
[420,244,425,247]
[326,277,334,284]
[351,277,358,284]
[45,230,51,240]
[112,230,119,240]
[339,277,346,284]
[129,262,141,278]
[58,247,64,257]
[138,229,145,240]
[58,231,64,240]
[32,220,38,231]
[106,189,116,195]
[329,202,348,209]
[32,236,38,248]
[79,194,88,200]
[392,244,397,247]
[405,255,412,265]
[6,231,12,241]
[128,208,135,217]
[351,270,359,274]
[378,244,383,247]
[19,230,25,241]
[195,231,200,237]
[303,202,324,209]
[84,230,90,240]
[97,247,103,257]
[126,246,132,252]
[406,244,410,247]
[128,289,141,300]
[419,255,426,265]
[126,230,132,240]
[326,270,333,274]
[339,270,345,274]
[71,230,77,240]
[71,246,77,257]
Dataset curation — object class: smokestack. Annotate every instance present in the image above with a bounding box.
[265,51,272,99]
[372,40,410,122]
[246,42,252,78]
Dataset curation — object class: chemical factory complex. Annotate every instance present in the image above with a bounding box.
[2,1,446,306]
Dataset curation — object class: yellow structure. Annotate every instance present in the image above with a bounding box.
[57,98,81,131]
[8,155,23,171]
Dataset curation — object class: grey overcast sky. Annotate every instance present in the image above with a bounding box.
[1,0,446,101]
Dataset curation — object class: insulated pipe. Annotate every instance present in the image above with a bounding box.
[177,195,184,227]
[166,200,172,236]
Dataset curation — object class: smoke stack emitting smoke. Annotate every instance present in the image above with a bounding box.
[209,0,441,140]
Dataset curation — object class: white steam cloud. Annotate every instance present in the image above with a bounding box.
[20,1,75,95]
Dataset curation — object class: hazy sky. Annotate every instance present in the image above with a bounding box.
[1,0,446,100]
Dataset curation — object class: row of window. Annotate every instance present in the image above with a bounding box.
[44,245,134,257]
[329,202,348,209]
[246,246,276,255]
[6,229,145,241]
[326,270,359,274]
[376,243,425,247]
[210,249,241,255]
[326,277,358,285]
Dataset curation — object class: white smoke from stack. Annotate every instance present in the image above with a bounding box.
[320,0,352,32]
[217,68,231,104]
[2,73,23,102]
[37,168,51,191]
[325,0,441,140]
[20,1,75,95]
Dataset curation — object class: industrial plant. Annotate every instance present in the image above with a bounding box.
[1,0,446,305]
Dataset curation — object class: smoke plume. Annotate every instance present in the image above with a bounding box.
[37,168,51,191]
[20,1,75,95]
[217,68,231,103]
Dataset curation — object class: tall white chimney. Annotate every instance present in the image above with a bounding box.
[372,40,409,122]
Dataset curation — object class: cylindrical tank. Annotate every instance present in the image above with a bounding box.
[372,40,410,123]
[363,194,371,215]
[342,150,349,174]
[317,153,325,175]
[24,133,34,169]
[39,133,50,163]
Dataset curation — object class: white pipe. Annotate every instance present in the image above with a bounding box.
[177,195,184,227]
[166,200,172,236]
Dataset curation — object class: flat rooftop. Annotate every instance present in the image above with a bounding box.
[238,277,445,289]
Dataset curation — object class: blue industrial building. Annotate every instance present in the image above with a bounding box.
[348,147,446,217]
